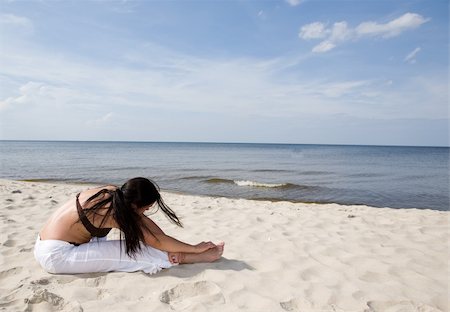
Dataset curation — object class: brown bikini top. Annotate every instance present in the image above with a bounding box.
[76,193,111,238]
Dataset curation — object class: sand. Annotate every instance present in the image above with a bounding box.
[0,179,448,312]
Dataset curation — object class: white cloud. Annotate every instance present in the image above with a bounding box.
[0,13,33,28]
[310,21,353,53]
[329,21,353,42]
[312,40,335,53]
[0,43,442,121]
[86,112,114,126]
[0,79,92,112]
[404,47,421,64]
[356,13,429,38]
[257,10,266,20]
[299,22,328,39]
[0,26,446,141]
[0,43,360,121]
[285,0,302,7]
[299,13,429,53]
[320,80,370,98]
[0,81,44,110]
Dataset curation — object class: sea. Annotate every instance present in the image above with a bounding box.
[0,140,448,211]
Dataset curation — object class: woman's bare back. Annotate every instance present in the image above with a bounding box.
[39,185,117,244]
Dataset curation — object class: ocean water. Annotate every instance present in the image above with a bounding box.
[0,140,448,210]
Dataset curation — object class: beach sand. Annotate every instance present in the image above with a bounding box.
[0,179,448,312]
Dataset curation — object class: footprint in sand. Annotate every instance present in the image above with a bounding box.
[25,289,64,310]
[3,239,17,247]
[2,233,19,248]
[280,297,346,312]
[31,278,51,286]
[19,247,33,254]
[365,300,441,312]
[83,275,107,287]
[25,289,83,312]
[160,281,225,310]
[31,275,78,287]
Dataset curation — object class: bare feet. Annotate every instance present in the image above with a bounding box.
[169,242,225,264]
[193,241,224,263]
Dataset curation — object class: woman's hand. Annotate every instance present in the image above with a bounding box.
[168,252,181,264]
[194,241,216,253]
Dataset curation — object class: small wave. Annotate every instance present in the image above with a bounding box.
[234,180,290,188]
[347,173,383,178]
[205,178,302,189]
[181,175,214,180]
[205,178,288,188]
[204,178,235,184]
[299,171,334,175]
[204,178,318,190]
[251,169,291,173]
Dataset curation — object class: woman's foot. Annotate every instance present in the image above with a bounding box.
[169,242,225,264]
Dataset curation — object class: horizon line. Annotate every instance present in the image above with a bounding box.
[0,139,448,148]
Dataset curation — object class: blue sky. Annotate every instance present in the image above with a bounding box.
[0,0,448,146]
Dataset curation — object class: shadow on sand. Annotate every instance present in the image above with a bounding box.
[154,257,254,279]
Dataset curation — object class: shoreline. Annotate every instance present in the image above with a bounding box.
[2,141,448,211]
[1,179,448,311]
[12,178,443,211]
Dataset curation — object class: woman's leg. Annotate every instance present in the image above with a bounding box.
[52,239,172,274]
[169,242,225,264]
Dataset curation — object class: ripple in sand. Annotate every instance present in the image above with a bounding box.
[364,300,442,312]
[0,267,23,279]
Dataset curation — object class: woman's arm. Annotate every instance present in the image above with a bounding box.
[141,215,165,235]
[141,215,215,253]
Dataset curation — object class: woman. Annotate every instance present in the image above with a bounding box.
[34,177,224,274]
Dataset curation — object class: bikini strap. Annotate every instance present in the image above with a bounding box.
[76,193,111,238]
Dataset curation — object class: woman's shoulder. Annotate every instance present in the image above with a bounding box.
[94,184,118,191]
[82,185,117,195]
[78,185,118,205]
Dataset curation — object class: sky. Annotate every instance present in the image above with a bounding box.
[0,0,448,146]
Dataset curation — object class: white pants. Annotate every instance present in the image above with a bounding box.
[34,235,173,274]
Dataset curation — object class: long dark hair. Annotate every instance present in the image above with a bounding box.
[82,177,182,257]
